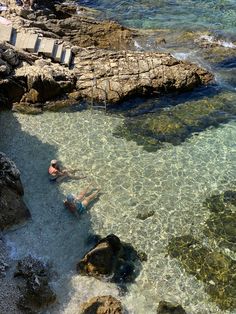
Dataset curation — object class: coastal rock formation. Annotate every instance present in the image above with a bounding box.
[15,256,56,313]
[0,2,214,110]
[79,295,123,314]
[1,43,214,110]
[168,235,236,311]
[157,301,186,314]
[0,152,30,230]
[74,49,213,104]
[42,15,135,50]
[77,234,142,284]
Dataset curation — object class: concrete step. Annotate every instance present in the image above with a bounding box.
[38,37,56,57]
[61,48,72,66]
[25,33,38,53]
[15,32,28,50]
[53,43,63,62]
[1,25,72,66]
[0,24,13,43]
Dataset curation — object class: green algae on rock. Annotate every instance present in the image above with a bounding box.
[114,92,236,150]
[167,235,236,311]
[203,191,236,252]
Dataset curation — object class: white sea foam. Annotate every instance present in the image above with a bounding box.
[199,35,236,49]
[134,40,143,50]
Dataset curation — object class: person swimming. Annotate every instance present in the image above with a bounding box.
[48,159,86,183]
[64,185,101,218]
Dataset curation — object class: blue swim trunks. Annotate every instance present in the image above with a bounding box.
[76,201,86,215]
[49,174,58,182]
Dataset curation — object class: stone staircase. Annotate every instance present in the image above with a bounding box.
[0,23,72,66]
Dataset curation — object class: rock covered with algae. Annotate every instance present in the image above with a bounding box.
[203,191,236,252]
[167,235,236,311]
[113,91,236,151]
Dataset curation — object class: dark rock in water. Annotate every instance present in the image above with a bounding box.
[77,234,122,277]
[203,194,225,213]
[223,190,236,206]
[79,295,124,314]
[136,210,155,220]
[137,250,148,262]
[203,190,236,252]
[15,256,56,313]
[0,152,31,231]
[168,235,236,311]
[114,92,236,151]
[14,256,48,279]
[85,234,102,246]
[205,210,236,252]
[77,234,142,285]
[18,274,56,313]
[157,301,186,314]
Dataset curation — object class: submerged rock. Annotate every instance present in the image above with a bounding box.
[157,301,186,314]
[15,256,56,313]
[113,91,236,151]
[136,210,155,220]
[77,234,142,284]
[203,191,236,252]
[168,235,236,311]
[0,152,31,231]
[79,295,124,314]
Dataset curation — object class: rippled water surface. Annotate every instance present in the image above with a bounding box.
[0,103,236,313]
[79,0,236,35]
[1,0,236,313]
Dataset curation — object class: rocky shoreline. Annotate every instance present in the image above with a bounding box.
[0,0,216,313]
[0,0,213,113]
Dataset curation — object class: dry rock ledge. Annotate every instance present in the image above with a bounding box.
[0,0,214,112]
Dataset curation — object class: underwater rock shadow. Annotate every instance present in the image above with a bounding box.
[167,234,236,311]
[108,84,220,117]
[203,190,236,253]
[111,89,236,152]
[0,111,97,312]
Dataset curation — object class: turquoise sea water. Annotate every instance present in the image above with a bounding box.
[0,1,236,314]
[79,0,236,36]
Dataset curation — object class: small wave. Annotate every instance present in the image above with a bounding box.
[134,40,143,50]
[199,35,236,49]
[172,52,193,61]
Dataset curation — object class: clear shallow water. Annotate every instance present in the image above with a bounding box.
[0,107,236,313]
[0,0,236,313]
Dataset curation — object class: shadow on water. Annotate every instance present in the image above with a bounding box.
[108,84,221,117]
[0,110,142,312]
[0,110,92,311]
[109,87,236,152]
[0,111,98,311]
